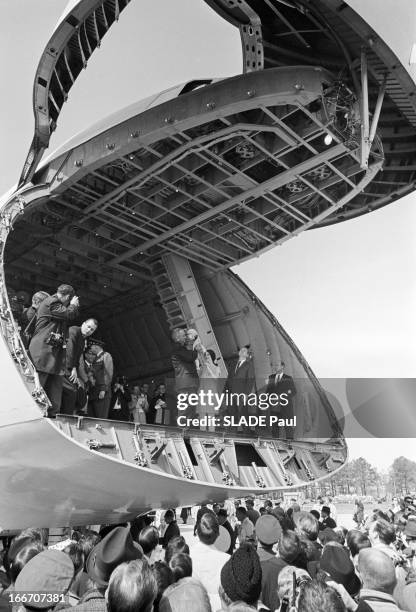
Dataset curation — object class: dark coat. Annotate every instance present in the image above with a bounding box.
[266,373,297,417]
[109,386,131,421]
[226,358,255,395]
[162,521,180,549]
[65,326,85,373]
[29,295,79,374]
[171,343,198,392]
[257,547,287,612]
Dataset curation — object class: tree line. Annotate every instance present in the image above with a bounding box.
[301,456,416,499]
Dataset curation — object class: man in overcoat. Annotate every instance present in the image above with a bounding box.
[29,284,79,417]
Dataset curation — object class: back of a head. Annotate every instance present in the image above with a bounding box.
[139,526,159,556]
[277,565,311,603]
[152,561,174,611]
[358,548,397,594]
[9,542,44,584]
[197,512,219,545]
[107,559,157,612]
[63,542,84,577]
[33,291,50,306]
[78,532,101,569]
[165,536,189,564]
[279,530,302,564]
[297,579,347,612]
[57,284,75,297]
[346,530,371,558]
[159,577,212,612]
[294,512,319,542]
[372,519,396,545]
[169,553,192,582]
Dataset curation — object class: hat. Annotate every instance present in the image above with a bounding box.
[14,550,74,608]
[86,526,142,588]
[256,515,282,546]
[404,518,416,538]
[319,528,339,545]
[320,545,361,596]
[321,506,331,514]
[221,543,262,605]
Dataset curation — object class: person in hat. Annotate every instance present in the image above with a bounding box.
[71,526,142,612]
[191,513,229,611]
[255,514,285,612]
[317,542,361,598]
[14,549,74,611]
[219,543,263,610]
[106,559,157,612]
[217,509,236,555]
[356,548,402,612]
[320,506,337,530]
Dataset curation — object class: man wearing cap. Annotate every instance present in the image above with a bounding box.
[29,284,79,417]
[13,549,74,611]
[320,506,337,530]
[219,543,263,610]
[256,514,286,612]
[70,526,142,612]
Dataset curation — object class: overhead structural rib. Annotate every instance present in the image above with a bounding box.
[19,0,132,187]
[202,0,416,225]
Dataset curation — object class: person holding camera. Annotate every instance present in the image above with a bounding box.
[28,284,79,418]
[109,376,131,421]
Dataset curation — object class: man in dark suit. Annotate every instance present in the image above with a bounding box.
[29,284,79,417]
[170,328,199,419]
[161,509,180,549]
[225,346,255,425]
[266,361,297,439]
[61,318,98,415]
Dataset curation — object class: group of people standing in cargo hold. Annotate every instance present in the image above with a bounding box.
[18,283,109,419]
[170,326,297,434]
[13,283,296,428]
[15,283,167,422]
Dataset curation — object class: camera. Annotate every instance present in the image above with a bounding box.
[45,331,65,348]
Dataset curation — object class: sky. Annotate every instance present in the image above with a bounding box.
[0,0,415,471]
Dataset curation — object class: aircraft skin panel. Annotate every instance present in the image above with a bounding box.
[20,0,133,185]
[0,415,346,529]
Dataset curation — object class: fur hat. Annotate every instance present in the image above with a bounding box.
[221,543,262,605]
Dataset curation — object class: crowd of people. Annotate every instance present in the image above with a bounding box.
[1,495,416,612]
